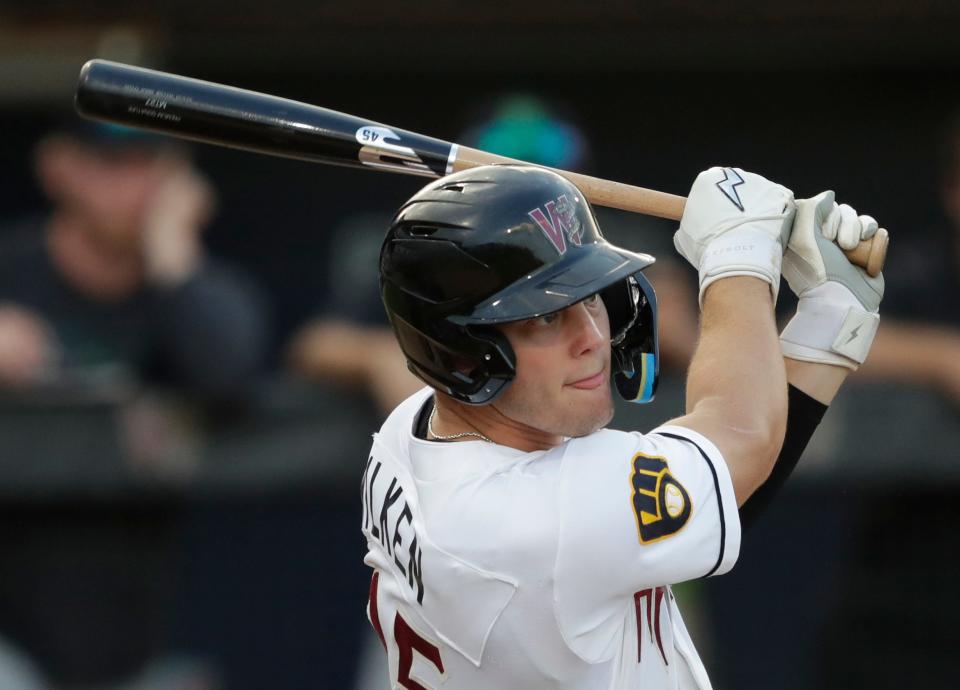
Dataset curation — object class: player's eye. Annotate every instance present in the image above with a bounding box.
[528,311,560,327]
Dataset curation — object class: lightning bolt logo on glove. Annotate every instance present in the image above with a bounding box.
[715,167,746,211]
[845,323,862,345]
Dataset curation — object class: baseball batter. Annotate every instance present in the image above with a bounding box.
[361,165,885,689]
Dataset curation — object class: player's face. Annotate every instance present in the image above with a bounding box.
[495,294,614,438]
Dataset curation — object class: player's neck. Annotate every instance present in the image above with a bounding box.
[432,395,562,452]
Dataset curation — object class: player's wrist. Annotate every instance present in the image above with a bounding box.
[697,230,783,306]
[780,281,879,369]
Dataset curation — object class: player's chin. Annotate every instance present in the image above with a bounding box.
[565,388,615,437]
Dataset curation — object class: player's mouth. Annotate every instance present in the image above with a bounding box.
[567,369,606,390]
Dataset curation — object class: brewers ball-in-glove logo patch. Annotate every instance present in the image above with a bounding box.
[630,452,692,544]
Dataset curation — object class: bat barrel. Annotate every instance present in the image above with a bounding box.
[75,59,455,177]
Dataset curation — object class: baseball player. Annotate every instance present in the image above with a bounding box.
[361,165,884,689]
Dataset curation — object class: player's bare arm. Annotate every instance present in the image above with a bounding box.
[678,277,787,505]
[666,167,794,505]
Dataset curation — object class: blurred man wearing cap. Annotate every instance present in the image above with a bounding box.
[0,123,267,395]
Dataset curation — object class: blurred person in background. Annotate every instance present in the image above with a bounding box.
[287,95,699,421]
[0,122,269,690]
[286,210,421,415]
[0,122,268,398]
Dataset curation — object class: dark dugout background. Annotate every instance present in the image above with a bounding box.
[0,2,958,689]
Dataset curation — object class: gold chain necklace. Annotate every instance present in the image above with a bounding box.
[427,404,493,443]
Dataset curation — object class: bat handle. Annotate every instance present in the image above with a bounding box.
[842,227,888,278]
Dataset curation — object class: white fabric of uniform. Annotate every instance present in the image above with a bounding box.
[362,388,741,690]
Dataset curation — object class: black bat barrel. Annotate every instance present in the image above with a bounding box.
[75,59,455,178]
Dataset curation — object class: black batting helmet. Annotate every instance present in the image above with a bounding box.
[380,165,659,405]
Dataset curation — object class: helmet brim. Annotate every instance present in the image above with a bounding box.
[454,243,655,325]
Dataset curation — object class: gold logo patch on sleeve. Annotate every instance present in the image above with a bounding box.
[630,452,692,544]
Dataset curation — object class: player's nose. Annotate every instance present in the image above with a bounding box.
[567,301,606,357]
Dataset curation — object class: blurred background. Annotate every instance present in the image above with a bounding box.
[0,1,958,688]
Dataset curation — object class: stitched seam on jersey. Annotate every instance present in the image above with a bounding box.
[551,442,616,665]
[654,432,725,578]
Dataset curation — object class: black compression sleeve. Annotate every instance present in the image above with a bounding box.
[739,384,828,530]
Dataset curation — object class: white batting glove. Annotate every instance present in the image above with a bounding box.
[675,167,795,306]
[780,191,885,369]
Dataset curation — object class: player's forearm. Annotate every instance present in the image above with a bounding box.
[747,327,907,522]
[739,359,852,529]
[680,277,788,504]
[738,356,849,531]
[740,382,828,529]
[741,359,854,530]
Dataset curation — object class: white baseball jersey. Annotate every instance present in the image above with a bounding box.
[361,388,741,690]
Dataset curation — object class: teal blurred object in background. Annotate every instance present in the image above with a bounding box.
[459,94,588,170]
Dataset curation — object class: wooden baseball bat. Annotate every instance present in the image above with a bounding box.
[74,59,887,276]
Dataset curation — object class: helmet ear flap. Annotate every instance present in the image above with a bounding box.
[600,280,635,346]
[458,326,517,404]
[604,272,659,404]
[390,312,516,405]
